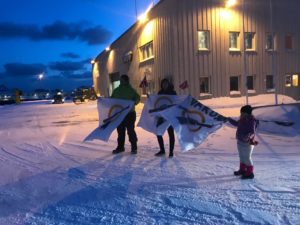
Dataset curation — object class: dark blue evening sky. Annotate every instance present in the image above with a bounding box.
[0,0,156,92]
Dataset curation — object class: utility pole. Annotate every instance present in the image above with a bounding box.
[270,0,278,105]
[242,0,249,105]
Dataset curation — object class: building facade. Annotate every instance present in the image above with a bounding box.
[92,0,300,100]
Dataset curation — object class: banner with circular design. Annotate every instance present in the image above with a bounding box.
[156,95,228,151]
[97,97,134,141]
[138,94,188,135]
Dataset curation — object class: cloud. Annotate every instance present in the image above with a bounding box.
[49,60,86,72]
[3,63,46,77]
[0,21,112,45]
[80,25,112,45]
[61,71,92,80]
[61,52,80,59]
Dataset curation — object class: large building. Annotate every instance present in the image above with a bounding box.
[92,0,300,101]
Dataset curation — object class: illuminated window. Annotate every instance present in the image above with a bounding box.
[229,32,240,51]
[266,33,275,51]
[245,32,256,51]
[198,31,210,50]
[266,75,274,90]
[139,41,153,62]
[285,34,293,50]
[285,75,292,87]
[292,74,298,86]
[200,77,210,93]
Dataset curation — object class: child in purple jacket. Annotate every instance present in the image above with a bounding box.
[229,105,259,179]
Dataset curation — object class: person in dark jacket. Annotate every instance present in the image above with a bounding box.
[229,105,259,179]
[111,74,140,154]
[155,78,177,158]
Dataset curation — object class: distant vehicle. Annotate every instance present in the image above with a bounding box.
[72,87,97,104]
[52,93,64,104]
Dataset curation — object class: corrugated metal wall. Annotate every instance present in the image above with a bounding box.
[94,0,300,100]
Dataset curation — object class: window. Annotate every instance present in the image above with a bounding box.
[198,31,210,50]
[285,34,293,50]
[265,33,275,51]
[229,32,240,51]
[109,72,120,96]
[292,74,299,87]
[245,32,256,51]
[200,77,210,93]
[247,75,255,90]
[230,76,240,91]
[266,75,274,90]
[139,41,153,61]
[285,75,292,87]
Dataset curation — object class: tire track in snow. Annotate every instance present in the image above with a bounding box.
[46,142,81,165]
[63,142,103,152]
[0,147,43,170]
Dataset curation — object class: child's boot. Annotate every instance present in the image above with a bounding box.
[241,166,254,179]
[234,163,246,176]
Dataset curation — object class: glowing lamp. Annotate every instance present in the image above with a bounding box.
[226,0,237,8]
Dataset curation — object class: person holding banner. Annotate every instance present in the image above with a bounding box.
[111,74,140,154]
[155,78,177,158]
[228,105,259,179]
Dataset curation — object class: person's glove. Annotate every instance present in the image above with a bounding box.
[249,138,258,146]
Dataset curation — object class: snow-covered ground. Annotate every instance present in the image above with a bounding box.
[0,94,299,225]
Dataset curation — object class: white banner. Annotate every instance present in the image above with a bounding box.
[158,95,228,151]
[97,97,134,141]
[137,94,187,135]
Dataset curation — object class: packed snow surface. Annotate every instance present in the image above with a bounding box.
[0,94,299,225]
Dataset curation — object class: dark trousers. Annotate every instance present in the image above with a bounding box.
[117,111,137,150]
[157,126,175,153]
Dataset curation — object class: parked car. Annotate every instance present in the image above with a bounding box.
[52,93,64,104]
[72,87,97,104]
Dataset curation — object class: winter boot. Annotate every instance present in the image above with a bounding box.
[169,149,174,158]
[241,166,254,179]
[131,142,137,154]
[112,147,125,154]
[234,163,246,176]
[155,150,165,156]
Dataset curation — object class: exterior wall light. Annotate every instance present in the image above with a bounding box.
[226,0,237,8]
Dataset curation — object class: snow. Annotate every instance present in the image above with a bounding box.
[0,94,299,225]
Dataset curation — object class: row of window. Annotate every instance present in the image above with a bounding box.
[199,74,299,94]
[198,31,295,52]
[138,73,298,96]
[139,31,295,62]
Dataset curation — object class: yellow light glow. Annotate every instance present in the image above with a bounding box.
[138,13,148,23]
[226,0,237,8]
[138,4,153,23]
[292,74,298,86]
[220,8,232,20]
[144,21,154,38]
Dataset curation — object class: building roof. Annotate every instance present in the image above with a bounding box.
[95,0,166,61]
